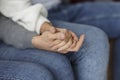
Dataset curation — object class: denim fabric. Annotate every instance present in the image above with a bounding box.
[0,61,54,80]
[0,20,109,80]
[48,2,120,80]
[0,42,73,80]
[48,2,120,38]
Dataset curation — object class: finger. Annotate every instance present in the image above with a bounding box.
[56,28,72,41]
[70,40,77,49]
[51,41,66,50]
[70,31,78,41]
[56,28,63,32]
[50,40,62,47]
[57,38,73,51]
[48,32,65,40]
[68,34,85,52]
[56,28,69,38]
[59,50,69,54]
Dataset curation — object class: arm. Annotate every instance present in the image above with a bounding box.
[0,0,50,34]
[0,14,37,49]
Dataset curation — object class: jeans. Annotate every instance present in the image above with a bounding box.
[0,2,109,80]
[0,20,109,80]
[48,2,120,80]
[0,61,54,80]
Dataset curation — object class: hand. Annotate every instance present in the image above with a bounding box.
[39,22,85,53]
[56,28,78,41]
[50,28,80,52]
[40,22,78,42]
[50,34,85,53]
[40,23,77,51]
[32,31,69,54]
[68,34,85,52]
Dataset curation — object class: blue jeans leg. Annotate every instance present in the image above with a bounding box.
[52,21,109,80]
[0,61,54,80]
[0,42,74,80]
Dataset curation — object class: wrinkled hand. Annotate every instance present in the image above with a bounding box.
[37,22,85,54]
[50,33,85,53]
[50,27,84,52]
[32,31,85,54]
[32,31,68,53]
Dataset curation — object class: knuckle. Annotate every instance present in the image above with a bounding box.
[48,36,51,39]
[63,41,66,45]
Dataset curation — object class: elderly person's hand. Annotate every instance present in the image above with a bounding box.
[32,30,85,54]
[32,21,84,53]
[40,22,85,52]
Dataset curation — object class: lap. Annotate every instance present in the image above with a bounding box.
[0,38,73,80]
[51,21,109,61]
[0,20,109,80]
[0,20,108,61]
[52,21,109,80]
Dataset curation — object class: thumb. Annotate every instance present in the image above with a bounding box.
[49,27,56,33]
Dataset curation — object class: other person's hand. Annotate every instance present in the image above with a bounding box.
[32,31,68,53]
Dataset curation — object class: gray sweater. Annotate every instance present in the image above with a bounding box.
[0,14,37,49]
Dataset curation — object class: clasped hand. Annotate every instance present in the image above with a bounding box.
[32,22,85,54]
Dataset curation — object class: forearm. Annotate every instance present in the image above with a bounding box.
[0,14,37,49]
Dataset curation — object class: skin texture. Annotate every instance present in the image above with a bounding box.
[32,22,85,54]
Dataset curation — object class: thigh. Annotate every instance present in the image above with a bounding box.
[52,20,109,80]
[0,43,74,80]
[0,60,54,80]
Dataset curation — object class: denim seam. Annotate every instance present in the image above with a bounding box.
[79,14,120,21]
[0,76,22,80]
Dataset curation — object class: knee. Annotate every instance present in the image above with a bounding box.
[0,61,54,80]
[85,26,109,46]
[77,25,109,58]
[82,26,109,57]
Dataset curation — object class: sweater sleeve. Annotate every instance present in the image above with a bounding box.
[0,14,37,49]
[0,0,50,34]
